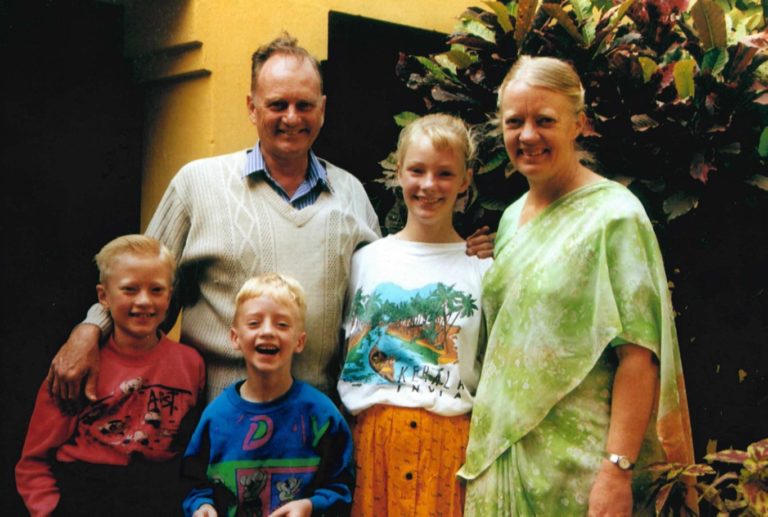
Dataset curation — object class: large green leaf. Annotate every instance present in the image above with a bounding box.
[674,59,697,98]
[701,47,728,75]
[638,56,658,82]
[394,111,420,128]
[458,18,497,44]
[415,56,459,84]
[435,49,475,74]
[478,150,508,174]
[758,126,768,157]
[593,0,635,55]
[482,0,513,34]
[569,0,592,23]
[515,0,540,47]
[541,4,585,45]
[690,0,727,50]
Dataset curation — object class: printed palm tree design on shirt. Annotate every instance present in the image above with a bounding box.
[343,282,478,385]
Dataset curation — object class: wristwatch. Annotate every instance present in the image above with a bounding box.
[606,453,635,471]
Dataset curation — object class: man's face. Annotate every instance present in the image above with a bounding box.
[247,54,326,164]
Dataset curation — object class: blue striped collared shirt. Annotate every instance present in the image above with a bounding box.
[244,143,331,209]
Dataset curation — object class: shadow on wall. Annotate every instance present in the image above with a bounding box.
[0,1,142,513]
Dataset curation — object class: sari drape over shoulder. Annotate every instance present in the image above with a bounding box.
[459,181,693,514]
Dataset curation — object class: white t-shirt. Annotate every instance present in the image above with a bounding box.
[338,235,492,416]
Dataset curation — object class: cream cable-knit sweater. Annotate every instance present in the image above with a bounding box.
[86,149,381,399]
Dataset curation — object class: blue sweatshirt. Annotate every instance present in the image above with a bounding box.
[182,380,353,516]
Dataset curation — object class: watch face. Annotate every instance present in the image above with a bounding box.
[618,457,631,470]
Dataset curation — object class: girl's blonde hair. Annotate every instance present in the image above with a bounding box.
[94,234,176,283]
[498,55,585,115]
[395,113,476,175]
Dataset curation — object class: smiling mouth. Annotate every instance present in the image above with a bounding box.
[518,149,548,157]
[255,345,279,355]
[130,312,156,318]
[277,129,309,136]
[414,196,442,205]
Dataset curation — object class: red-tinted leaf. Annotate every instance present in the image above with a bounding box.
[682,463,716,477]
[658,62,676,90]
[467,66,486,85]
[431,84,475,104]
[741,28,768,50]
[514,0,538,47]
[748,438,768,461]
[447,33,495,51]
[706,448,750,464]
[741,481,768,514]
[541,4,584,45]
[689,153,715,184]
[655,481,675,514]
[647,462,682,474]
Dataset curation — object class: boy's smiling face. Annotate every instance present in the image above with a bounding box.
[97,253,172,350]
[231,295,306,379]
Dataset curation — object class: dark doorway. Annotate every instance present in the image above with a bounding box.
[315,11,449,229]
[0,1,142,512]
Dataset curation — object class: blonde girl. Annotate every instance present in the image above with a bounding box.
[338,114,492,516]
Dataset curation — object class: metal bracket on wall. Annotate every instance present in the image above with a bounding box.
[131,40,211,85]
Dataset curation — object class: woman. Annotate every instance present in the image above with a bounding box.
[458,56,694,516]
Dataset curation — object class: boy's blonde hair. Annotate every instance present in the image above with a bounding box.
[395,113,476,175]
[94,234,176,283]
[234,273,307,328]
[498,55,585,115]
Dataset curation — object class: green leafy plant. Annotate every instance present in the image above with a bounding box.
[648,438,768,516]
[380,0,768,233]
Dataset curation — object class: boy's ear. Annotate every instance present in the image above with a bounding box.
[294,331,307,355]
[230,327,241,351]
[96,284,109,308]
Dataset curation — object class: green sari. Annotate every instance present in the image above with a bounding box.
[459,181,693,515]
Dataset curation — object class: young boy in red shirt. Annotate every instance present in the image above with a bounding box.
[16,234,205,516]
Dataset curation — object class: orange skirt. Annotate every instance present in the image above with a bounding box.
[351,404,470,517]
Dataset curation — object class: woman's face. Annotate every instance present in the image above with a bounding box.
[500,83,583,184]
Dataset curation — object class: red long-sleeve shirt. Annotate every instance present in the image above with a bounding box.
[16,335,205,516]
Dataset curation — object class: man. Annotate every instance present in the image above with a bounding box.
[48,34,381,402]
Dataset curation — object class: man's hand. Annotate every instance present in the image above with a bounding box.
[466,225,495,259]
[268,499,312,517]
[47,323,101,404]
[587,461,633,517]
[193,503,217,517]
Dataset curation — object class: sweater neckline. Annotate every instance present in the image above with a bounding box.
[103,333,168,365]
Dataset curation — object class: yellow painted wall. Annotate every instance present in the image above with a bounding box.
[126,0,479,228]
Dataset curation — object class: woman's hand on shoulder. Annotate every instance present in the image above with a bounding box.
[587,460,633,517]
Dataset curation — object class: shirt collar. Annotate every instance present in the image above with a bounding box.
[244,142,331,192]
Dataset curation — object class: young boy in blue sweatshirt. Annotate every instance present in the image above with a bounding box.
[182,273,354,517]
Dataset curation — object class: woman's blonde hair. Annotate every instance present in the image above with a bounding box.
[94,234,176,283]
[395,113,476,175]
[498,55,585,115]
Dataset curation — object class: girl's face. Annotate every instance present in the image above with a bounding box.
[500,83,583,184]
[398,134,470,232]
